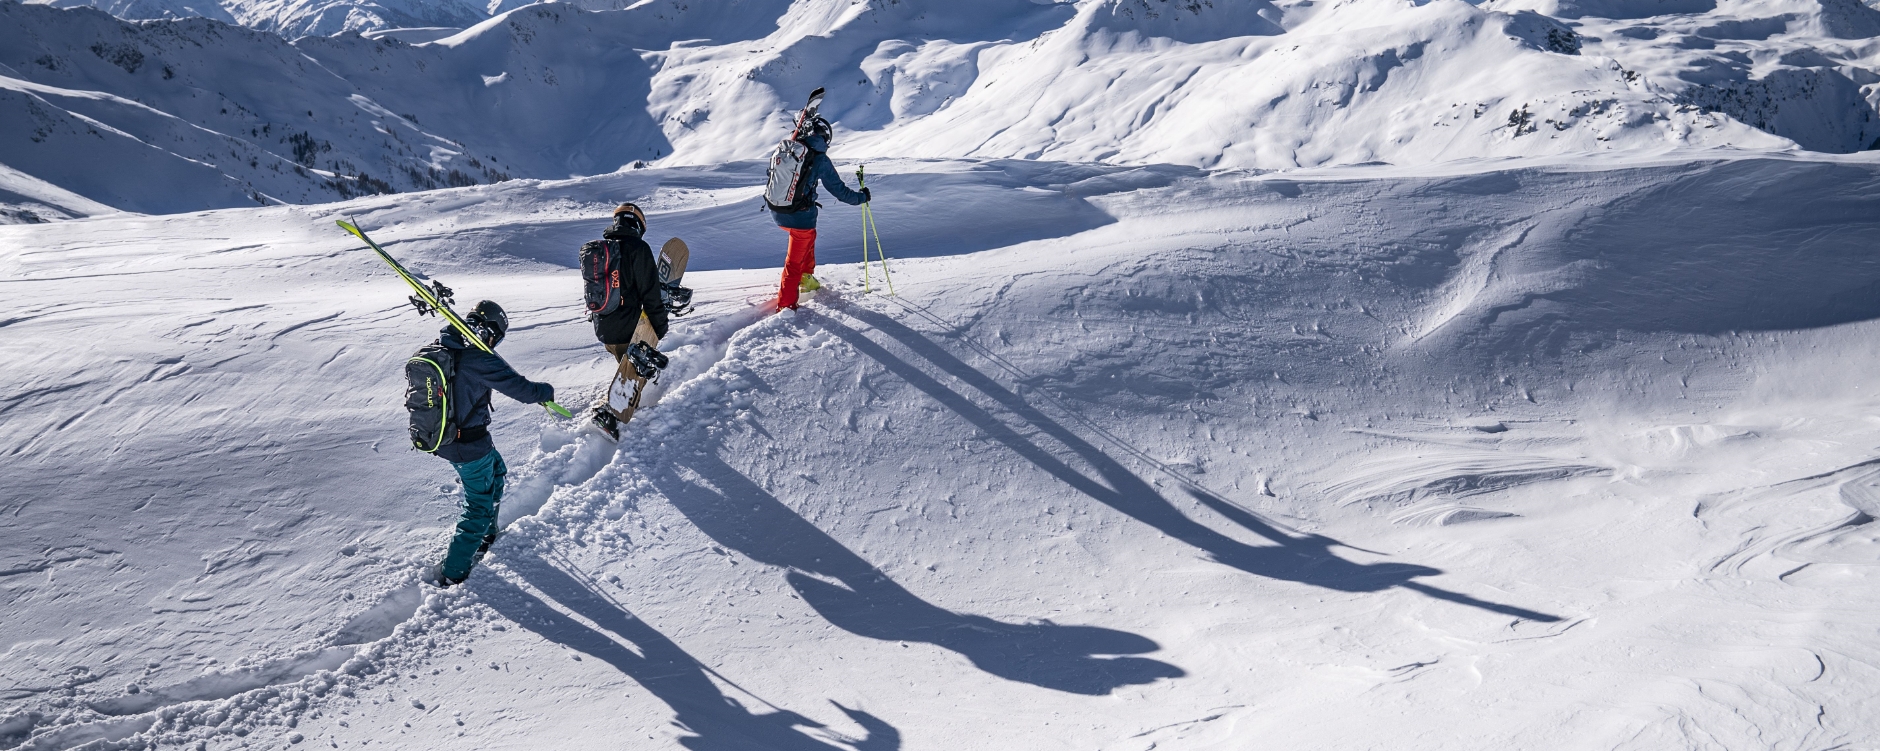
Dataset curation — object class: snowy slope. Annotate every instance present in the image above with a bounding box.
[0,161,116,223]
[6,152,1880,749]
[4,0,1879,215]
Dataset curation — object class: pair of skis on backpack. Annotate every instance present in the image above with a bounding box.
[590,236,691,441]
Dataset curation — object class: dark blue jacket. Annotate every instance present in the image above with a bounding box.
[434,326,555,464]
[771,134,866,230]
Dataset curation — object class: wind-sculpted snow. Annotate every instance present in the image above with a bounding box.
[4,0,1879,216]
[6,153,1880,748]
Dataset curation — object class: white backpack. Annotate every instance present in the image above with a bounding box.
[763,87,825,213]
[763,138,812,212]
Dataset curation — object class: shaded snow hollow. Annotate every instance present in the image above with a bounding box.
[5,153,1880,748]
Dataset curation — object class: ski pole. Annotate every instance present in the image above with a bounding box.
[856,167,895,296]
[857,165,872,294]
[863,202,894,296]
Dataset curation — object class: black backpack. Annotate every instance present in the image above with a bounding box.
[580,239,622,317]
[405,342,460,453]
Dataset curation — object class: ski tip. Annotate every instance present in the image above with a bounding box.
[809,86,825,98]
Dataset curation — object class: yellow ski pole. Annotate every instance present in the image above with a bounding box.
[867,202,895,296]
[855,166,895,296]
[858,165,873,294]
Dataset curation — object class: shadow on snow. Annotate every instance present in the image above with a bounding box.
[477,551,899,751]
[824,304,1561,624]
[653,451,1186,696]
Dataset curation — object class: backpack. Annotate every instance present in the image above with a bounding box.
[764,87,826,214]
[580,239,622,317]
[405,342,460,453]
[763,138,813,213]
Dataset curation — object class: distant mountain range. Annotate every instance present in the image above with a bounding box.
[2,0,1876,220]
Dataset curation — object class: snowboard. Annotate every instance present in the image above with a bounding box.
[598,237,690,436]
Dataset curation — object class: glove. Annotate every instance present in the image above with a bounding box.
[861,187,872,203]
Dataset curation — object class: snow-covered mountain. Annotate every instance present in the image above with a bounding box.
[2,0,1877,218]
[10,1,1880,749]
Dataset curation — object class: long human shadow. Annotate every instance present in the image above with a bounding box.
[654,452,1184,696]
[827,305,1561,623]
[476,552,898,751]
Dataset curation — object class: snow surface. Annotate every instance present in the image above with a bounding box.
[7,0,1880,748]
[3,0,1879,215]
[6,151,1880,749]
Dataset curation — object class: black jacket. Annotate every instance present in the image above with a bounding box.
[435,326,555,464]
[592,228,668,345]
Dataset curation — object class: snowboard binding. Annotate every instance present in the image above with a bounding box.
[627,341,669,379]
[590,406,621,440]
[662,282,694,318]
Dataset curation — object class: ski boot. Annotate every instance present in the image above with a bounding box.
[429,563,465,589]
[469,531,501,567]
[799,274,822,292]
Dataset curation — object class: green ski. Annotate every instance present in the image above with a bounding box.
[338,219,573,419]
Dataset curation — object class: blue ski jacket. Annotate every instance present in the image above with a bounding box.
[434,326,555,464]
[771,134,866,230]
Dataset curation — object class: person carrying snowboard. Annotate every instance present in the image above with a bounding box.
[764,100,868,310]
[422,301,556,587]
[583,203,673,439]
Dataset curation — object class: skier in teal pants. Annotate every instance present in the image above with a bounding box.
[429,301,555,587]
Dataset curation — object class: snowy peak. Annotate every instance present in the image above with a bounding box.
[3,0,1878,216]
[0,2,519,212]
[1082,0,1287,42]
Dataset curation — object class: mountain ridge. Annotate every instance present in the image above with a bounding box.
[1,0,1876,219]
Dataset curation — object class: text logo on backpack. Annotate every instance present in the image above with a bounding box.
[406,343,460,452]
[580,239,622,318]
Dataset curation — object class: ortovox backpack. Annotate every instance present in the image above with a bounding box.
[405,342,461,452]
[580,239,622,317]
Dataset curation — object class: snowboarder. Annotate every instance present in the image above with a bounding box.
[766,107,869,310]
[583,203,674,439]
[425,300,556,587]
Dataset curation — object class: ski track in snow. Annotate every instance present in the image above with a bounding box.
[6,153,1880,748]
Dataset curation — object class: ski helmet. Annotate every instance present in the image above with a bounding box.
[805,115,833,146]
[466,300,509,348]
[611,202,646,238]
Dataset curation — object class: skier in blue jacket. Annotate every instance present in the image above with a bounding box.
[770,118,869,309]
[430,300,555,587]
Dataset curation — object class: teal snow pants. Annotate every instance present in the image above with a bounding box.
[442,450,506,581]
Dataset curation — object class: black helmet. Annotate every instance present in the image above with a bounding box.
[805,115,833,145]
[465,300,508,348]
[607,202,645,239]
